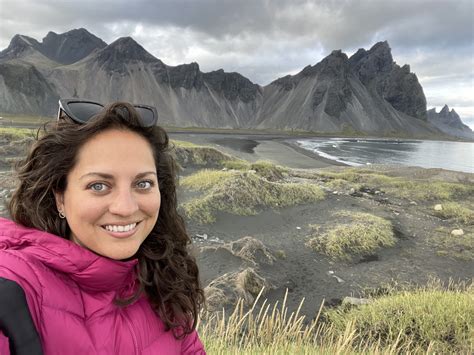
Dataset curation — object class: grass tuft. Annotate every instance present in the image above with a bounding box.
[0,127,36,141]
[182,171,325,224]
[199,282,474,354]
[325,284,474,353]
[434,202,474,225]
[306,211,396,261]
[304,168,473,200]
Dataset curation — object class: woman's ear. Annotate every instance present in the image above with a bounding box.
[53,190,64,212]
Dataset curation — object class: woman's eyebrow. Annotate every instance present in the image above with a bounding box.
[79,171,157,180]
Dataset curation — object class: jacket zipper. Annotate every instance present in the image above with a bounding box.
[123,310,139,355]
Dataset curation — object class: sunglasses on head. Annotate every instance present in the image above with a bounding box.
[57,99,158,127]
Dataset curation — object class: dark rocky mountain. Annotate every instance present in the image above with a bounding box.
[0,29,469,139]
[39,28,107,65]
[0,28,106,65]
[427,105,474,139]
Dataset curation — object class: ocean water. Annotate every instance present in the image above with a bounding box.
[294,138,474,173]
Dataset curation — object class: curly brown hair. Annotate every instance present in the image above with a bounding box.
[8,102,204,338]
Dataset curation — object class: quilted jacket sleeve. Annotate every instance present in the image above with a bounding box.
[181,329,206,354]
[0,277,43,355]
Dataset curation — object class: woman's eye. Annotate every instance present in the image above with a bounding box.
[137,180,154,189]
[89,183,108,192]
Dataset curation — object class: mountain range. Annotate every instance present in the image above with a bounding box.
[0,28,472,139]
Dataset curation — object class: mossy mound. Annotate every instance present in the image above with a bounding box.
[171,140,235,168]
[307,211,396,261]
[182,170,325,224]
[325,286,474,353]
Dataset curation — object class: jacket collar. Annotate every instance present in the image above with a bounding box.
[0,218,138,293]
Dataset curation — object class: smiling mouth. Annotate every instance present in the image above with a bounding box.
[101,221,142,233]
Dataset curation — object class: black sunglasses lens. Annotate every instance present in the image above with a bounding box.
[135,107,156,126]
[67,102,104,123]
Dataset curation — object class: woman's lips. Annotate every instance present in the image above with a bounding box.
[101,221,140,238]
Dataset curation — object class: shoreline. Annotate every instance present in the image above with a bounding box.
[170,132,346,169]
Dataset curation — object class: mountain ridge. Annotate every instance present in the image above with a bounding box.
[0,29,470,139]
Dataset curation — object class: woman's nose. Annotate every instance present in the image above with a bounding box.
[108,189,139,216]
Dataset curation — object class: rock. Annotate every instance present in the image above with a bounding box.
[342,297,371,306]
[434,204,443,211]
[451,229,464,236]
[195,233,208,240]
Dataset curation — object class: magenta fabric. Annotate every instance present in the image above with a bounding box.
[0,217,205,354]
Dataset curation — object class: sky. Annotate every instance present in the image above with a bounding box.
[0,0,473,128]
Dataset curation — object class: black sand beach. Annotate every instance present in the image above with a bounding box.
[169,132,346,169]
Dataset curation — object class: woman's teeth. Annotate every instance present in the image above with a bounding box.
[103,223,137,233]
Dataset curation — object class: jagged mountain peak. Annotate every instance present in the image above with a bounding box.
[90,36,159,73]
[99,36,156,60]
[40,28,107,64]
[440,104,450,114]
[0,34,41,60]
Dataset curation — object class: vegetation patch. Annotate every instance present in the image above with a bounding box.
[306,211,395,261]
[171,142,235,168]
[325,285,474,353]
[434,202,474,225]
[204,268,269,311]
[0,127,35,141]
[295,168,473,200]
[221,159,288,181]
[432,227,474,261]
[181,169,235,191]
[182,171,325,224]
[200,283,473,354]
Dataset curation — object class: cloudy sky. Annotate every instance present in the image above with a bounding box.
[1,0,473,128]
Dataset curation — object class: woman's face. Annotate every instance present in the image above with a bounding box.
[54,128,161,260]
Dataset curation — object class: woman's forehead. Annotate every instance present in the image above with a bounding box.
[70,130,157,177]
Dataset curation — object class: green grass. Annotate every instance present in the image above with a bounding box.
[432,227,474,261]
[172,143,235,167]
[306,211,396,261]
[307,169,473,200]
[200,283,474,354]
[170,139,201,148]
[181,169,236,191]
[221,159,288,181]
[434,202,474,225]
[182,171,325,224]
[325,284,474,353]
[0,127,36,140]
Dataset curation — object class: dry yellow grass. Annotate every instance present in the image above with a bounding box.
[199,283,474,354]
[306,211,396,261]
[182,171,325,224]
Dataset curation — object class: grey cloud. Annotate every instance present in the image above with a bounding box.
[0,0,472,119]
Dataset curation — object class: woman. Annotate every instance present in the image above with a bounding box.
[0,101,205,354]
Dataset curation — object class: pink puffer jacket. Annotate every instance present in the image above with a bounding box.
[0,217,205,354]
